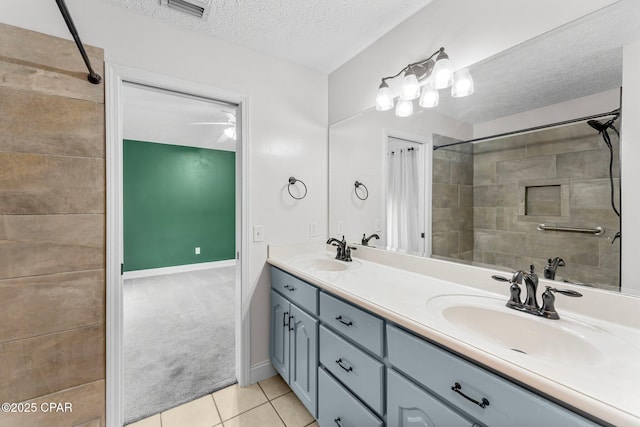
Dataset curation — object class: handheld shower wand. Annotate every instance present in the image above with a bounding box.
[588,115,621,244]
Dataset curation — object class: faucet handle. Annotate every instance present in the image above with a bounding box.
[344,246,357,262]
[544,287,582,298]
[491,275,522,308]
[540,286,582,320]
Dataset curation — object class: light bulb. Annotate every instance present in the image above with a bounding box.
[451,68,474,97]
[395,98,414,117]
[419,83,439,108]
[432,49,453,89]
[224,126,236,140]
[400,68,420,100]
[376,81,394,111]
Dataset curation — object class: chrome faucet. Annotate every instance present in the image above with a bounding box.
[492,264,582,319]
[362,233,380,246]
[522,264,539,312]
[327,236,345,260]
[543,257,565,280]
[326,236,356,262]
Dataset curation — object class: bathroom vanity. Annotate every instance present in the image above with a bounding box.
[268,244,640,427]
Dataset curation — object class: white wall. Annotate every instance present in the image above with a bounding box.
[0,0,328,370]
[621,40,640,296]
[329,108,472,246]
[329,0,618,124]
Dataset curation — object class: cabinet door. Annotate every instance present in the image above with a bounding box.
[290,303,318,417]
[270,290,290,383]
[388,369,478,427]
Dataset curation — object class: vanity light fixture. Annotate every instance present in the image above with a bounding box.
[451,68,474,97]
[375,47,474,116]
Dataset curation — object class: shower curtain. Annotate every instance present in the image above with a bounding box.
[386,147,421,253]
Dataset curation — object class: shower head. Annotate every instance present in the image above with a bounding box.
[587,115,619,133]
[587,119,607,132]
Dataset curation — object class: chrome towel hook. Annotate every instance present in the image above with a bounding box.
[354,181,369,200]
[288,177,307,200]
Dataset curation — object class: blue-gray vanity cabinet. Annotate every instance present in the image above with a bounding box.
[289,303,318,416]
[387,369,479,427]
[270,267,319,418]
[270,289,290,383]
[318,367,383,427]
[387,325,599,427]
[319,325,384,415]
[319,292,384,357]
[272,266,318,314]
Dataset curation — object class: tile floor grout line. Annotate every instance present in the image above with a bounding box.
[209,393,223,427]
[268,399,288,427]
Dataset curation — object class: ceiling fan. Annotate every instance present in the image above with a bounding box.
[190,111,236,143]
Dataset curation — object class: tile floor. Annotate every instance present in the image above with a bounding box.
[128,375,319,427]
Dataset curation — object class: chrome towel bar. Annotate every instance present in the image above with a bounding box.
[537,224,604,236]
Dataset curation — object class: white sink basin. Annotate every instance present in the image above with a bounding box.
[426,295,636,367]
[297,258,349,271]
[289,254,360,273]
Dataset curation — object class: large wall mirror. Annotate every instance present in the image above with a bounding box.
[329,1,640,294]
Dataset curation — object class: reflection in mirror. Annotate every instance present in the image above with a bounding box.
[432,121,620,291]
[329,1,640,293]
[386,137,424,255]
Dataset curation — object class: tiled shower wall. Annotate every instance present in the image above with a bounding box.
[473,123,620,291]
[431,135,474,261]
[0,24,106,426]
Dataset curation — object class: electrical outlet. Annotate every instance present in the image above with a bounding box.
[337,221,344,234]
[253,225,264,242]
[374,219,382,232]
[195,247,200,255]
[309,221,318,237]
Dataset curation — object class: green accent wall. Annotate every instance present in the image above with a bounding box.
[123,140,235,272]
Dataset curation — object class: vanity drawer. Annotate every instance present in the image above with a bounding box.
[271,267,318,315]
[319,325,384,415]
[319,292,384,357]
[386,325,599,427]
[318,367,383,427]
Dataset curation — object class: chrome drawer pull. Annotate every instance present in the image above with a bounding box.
[335,315,353,326]
[334,417,343,426]
[451,382,490,409]
[335,358,353,373]
[283,311,289,327]
[283,285,296,292]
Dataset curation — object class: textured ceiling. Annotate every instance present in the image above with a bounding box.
[102,0,432,73]
[435,0,640,124]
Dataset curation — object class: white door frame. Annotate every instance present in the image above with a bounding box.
[105,63,251,427]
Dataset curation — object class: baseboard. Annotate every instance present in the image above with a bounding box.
[123,260,236,279]
[250,360,276,384]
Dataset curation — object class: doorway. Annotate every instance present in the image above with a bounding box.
[120,82,238,423]
[106,65,251,427]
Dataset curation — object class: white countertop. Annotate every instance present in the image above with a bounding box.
[267,243,640,427]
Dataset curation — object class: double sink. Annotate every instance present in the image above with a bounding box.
[287,253,638,371]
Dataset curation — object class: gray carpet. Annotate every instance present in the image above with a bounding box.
[123,267,236,424]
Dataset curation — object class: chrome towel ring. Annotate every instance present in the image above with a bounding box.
[354,181,369,200]
[288,177,307,200]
